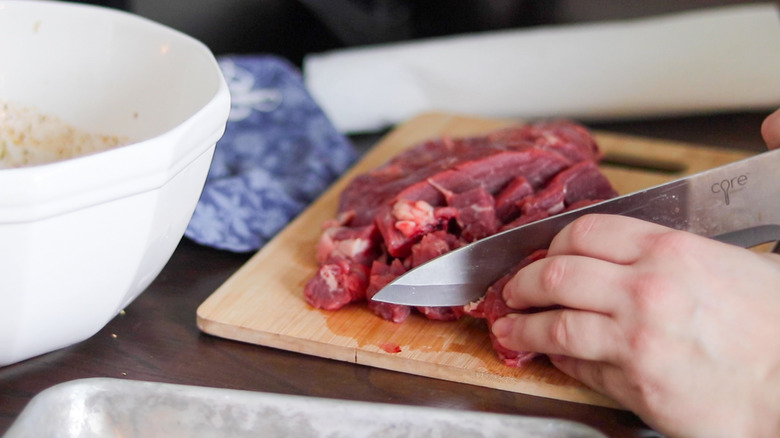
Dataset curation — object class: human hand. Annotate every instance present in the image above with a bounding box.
[492,214,780,437]
[492,109,780,437]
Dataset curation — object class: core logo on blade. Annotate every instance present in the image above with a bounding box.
[711,174,748,205]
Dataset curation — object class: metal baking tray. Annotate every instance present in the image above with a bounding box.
[5,378,608,437]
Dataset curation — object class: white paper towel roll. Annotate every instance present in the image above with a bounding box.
[303,4,780,133]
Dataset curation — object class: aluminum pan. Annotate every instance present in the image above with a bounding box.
[5,378,608,438]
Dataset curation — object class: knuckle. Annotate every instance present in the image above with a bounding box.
[645,230,698,259]
[627,271,674,314]
[538,257,568,293]
[626,326,656,357]
[549,311,574,350]
[566,214,602,252]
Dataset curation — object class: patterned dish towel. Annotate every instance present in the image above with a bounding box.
[185,55,357,252]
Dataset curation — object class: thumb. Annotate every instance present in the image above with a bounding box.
[549,355,633,408]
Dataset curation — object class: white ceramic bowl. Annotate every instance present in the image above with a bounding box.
[0,0,230,366]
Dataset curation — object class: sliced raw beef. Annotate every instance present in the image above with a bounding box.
[408,231,466,321]
[366,259,410,323]
[464,249,547,367]
[303,120,618,367]
[429,183,500,242]
[520,160,616,216]
[494,176,533,222]
[374,200,458,258]
[337,122,600,227]
[304,260,370,310]
[316,224,379,265]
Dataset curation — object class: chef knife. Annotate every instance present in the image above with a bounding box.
[372,148,780,307]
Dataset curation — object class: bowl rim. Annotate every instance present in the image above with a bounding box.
[0,0,231,224]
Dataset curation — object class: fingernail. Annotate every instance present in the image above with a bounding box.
[491,315,515,339]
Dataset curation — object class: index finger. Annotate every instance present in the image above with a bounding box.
[547,214,669,264]
[502,254,626,313]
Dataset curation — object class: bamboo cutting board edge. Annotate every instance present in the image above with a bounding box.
[197,112,754,410]
[198,315,617,407]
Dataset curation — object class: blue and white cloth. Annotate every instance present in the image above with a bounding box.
[185,55,357,252]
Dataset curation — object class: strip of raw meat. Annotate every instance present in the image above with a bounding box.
[487,121,600,163]
[316,224,379,265]
[425,149,571,196]
[499,210,551,232]
[362,231,468,323]
[494,176,533,222]
[443,185,500,242]
[521,161,618,217]
[374,201,458,258]
[366,259,410,323]
[304,260,370,310]
[499,197,613,233]
[408,230,465,268]
[406,231,466,321]
[464,249,548,367]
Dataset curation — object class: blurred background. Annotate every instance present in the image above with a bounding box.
[70,0,778,66]
[65,0,780,152]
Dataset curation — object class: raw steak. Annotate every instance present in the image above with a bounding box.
[303,120,617,366]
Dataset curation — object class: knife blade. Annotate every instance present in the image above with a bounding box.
[372,148,780,307]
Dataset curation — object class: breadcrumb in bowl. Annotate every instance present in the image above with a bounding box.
[0,100,131,169]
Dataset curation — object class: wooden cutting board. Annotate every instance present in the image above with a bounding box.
[197,113,754,409]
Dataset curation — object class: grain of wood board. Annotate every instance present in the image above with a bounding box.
[197,112,754,409]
